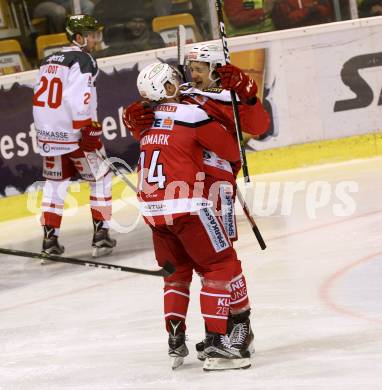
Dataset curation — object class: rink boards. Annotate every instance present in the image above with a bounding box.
[0,17,382,220]
[1,131,381,222]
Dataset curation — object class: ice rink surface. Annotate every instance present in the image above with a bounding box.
[1,157,382,390]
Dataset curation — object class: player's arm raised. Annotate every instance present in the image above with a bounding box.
[217,64,270,136]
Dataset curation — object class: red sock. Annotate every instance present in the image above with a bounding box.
[200,285,230,334]
[164,284,190,332]
[230,261,250,314]
[40,211,62,228]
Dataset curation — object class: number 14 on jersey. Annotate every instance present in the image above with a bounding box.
[138,150,167,191]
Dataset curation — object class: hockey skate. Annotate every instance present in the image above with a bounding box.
[196,310,254,363]
[92,220,116,258]
[41,226,64,265]
[196,340,207,361]
[229,311,255,356]
[203,332,251,371]
[168,320,189,370]
[196,316,233,362]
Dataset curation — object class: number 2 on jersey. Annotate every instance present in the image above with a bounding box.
[33,76,63,108]
[139,150,166,190]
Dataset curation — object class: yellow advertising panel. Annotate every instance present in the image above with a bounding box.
[231,48,267,141]
[231,48,265,102]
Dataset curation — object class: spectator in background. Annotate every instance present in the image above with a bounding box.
[152,0,211,39]
[124,13,165,51]
[359,0,382,16]
[271,0,334,29]
[94,3,165,58]
[271,0,334,30]
[33,0,95,33]
[224,0,266,28]
[223,0,274,35]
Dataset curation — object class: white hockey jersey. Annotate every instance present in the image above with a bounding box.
[32,46,98,156]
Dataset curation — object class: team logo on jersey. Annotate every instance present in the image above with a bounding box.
[47,54,65,63]
[42,143,51,153]
[152,117,174,130]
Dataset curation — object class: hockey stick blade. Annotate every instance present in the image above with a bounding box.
[0,247,175,277]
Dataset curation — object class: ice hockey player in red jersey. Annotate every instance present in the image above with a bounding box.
[181,43,268,236]
[123,48,267,366]
[32,15,116,261]
[181,43,270,360]
[125,62,251,370]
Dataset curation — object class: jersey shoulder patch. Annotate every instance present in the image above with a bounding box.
[179,83,193,92]
[202,87,223,94]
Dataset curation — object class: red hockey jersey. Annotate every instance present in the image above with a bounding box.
[137,102,240,225]
[180,84,270,181]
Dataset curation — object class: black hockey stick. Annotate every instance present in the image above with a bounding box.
[95,150,137,192]
[97,151,266,249]
[0,247,175,277]
[215,0,250,184]
[236,188,266,250]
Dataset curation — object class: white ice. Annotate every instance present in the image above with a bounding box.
[1,157,382,390]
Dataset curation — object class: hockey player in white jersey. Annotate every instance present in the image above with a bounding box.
[33,14,116,260]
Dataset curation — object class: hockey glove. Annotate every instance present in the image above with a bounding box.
[79,122,103,152]
[216,64,258,104]
[122,101,154,140]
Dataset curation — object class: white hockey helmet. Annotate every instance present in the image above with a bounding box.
[185,43,226,67]
[137,62,181,101]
